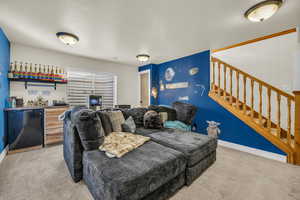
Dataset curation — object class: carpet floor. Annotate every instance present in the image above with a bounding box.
[0,145,300,200]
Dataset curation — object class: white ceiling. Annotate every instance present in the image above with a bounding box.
[0,0,299,66]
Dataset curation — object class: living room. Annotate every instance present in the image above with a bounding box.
[0,0,300,200]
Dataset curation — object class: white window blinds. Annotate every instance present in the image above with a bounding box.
[67,71,116,108]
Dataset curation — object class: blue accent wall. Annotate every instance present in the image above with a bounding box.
[139,50,285,155]
[0,28,10,153]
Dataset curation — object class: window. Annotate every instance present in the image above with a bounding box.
[67,71,116,108]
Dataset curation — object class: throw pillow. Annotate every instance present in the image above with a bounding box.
[72,109,105,151]
[99,132,150,158]
[148,105,177,121]
[144,110,163,129]
[122,116,136,133]
[106,111,125,132]
[172,101,197,125]
[96,111,113,136]
[121,108,148,127]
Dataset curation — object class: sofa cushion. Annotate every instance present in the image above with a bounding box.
[172,101,197,125]
[122,116,136,133]
[72,109,105,151]
[121,108,148,127]
[97,111,113,136]
[83,141,186,200]
[137,128,217,167]
[144,110,163,129]
[148,105,177,121]
[106,111,125,132]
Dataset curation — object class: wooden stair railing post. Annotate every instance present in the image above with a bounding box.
[230,69,233,104]
[293,91,300,165]
[243,76,247,114]
[287,97,292,145]
[250,80,254,119]
[276,93,281,137]
[223,65,227,100]
[211,60,215,91]
[218,62,221,97]
[236,71,240,109]
[267,88,272,130]
[259,83,263,126]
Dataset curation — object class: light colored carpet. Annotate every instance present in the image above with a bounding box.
[0,145,300,200]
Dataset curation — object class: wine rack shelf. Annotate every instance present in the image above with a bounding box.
[9,78,68,90]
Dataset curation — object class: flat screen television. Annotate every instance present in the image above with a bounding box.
[89,95,103,107]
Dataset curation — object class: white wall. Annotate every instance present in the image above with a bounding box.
[10,43,139,106]
[213,32,298,93]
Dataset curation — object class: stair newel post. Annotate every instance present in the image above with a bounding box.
[293,91,300,164]
[259,83,263,126]
[276,93,281,137]
[211,59,215,91]
[218,62,221,97]
[250,80,254,119]
[267,88,272,130]
[243,75,247,114]
[230,69,233,104]
[236,71,240,109]
[223,65,227,100]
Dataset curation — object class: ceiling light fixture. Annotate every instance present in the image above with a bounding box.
[136,54,150,62]
[245,0,283,22]
[56,32,79,45]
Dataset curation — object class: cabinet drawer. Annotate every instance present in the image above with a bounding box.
[45,127,63,135]
[45,121,63,129]
[45,108,68,116]
[45,134,63,145]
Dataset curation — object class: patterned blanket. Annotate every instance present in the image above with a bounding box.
[99,132,151,158]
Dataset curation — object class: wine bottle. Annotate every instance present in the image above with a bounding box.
[14,61,18,78]
[19,62,24,78]
[33,64,38,79]
[24,63,28,79]
[39,64,44,80]
[29,63,33,79]
[8,62,13,78]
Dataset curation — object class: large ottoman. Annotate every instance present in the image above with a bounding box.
[83,141,187,200]
[136,128,217,185]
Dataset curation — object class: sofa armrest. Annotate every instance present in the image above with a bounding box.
[63,118,83,182]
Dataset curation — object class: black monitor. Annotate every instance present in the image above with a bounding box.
[89,95,102,107]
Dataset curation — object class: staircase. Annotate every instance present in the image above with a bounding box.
[209,57,300,165]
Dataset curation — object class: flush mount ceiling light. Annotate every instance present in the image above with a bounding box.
[245,0,283,22]
[56,32,79,45]
[136,54,150,62]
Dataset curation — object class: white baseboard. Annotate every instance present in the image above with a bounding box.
[0,146,8,165]
[218,140,287,163]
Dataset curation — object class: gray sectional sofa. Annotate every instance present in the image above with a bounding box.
[63,105,217,200]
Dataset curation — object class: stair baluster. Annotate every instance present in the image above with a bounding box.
[259,83,263,126]
[277,93,281,137]
[267,88,272,130]
[230,69,233,104]
[250,80,254,119]
[287,98,292,145]
[223,65,227,100]
[212,61,215,91]
[243,76,247,114]
[236,72,240,109]
[218,62,221,97]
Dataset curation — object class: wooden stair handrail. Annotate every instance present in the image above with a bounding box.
[211,57,295,101]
